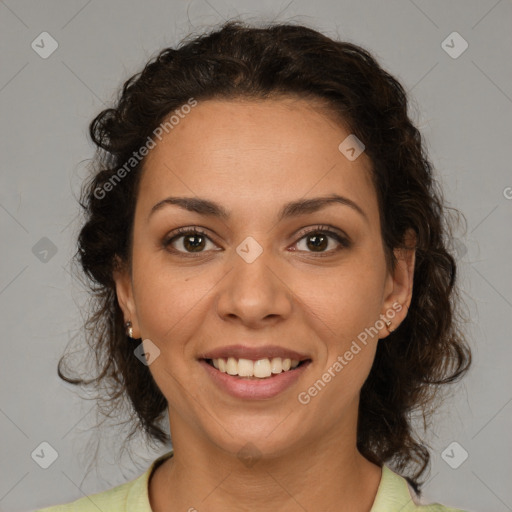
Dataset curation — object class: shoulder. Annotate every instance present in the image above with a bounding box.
[414,505,468,512]
[34,451,174,512]
[34,478,138,512]
[413,504,468,512]
[371,465,469,512]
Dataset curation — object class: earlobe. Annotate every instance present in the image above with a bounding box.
[112,259,140,338]
[379,229,416,338]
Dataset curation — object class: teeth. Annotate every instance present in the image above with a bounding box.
[238,358,254,377]
[226,357,238,376]
[270,357,282,374]
[210,357,300,379]
[253,358,271,378]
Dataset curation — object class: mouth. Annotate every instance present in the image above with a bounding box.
[198,344,312,399]
[202,357,311,379]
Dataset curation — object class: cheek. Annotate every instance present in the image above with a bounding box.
[296,264,384,413]
[130,251,211,344]
[297,259,388,346]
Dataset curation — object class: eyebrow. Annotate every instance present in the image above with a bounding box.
[149,193,368,223]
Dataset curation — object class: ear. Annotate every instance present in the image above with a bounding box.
[378,229,416,339]
[112,257,141,339]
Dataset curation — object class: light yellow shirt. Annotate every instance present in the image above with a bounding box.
[36,451,467,511]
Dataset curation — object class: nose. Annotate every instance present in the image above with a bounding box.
[215,244,293,329]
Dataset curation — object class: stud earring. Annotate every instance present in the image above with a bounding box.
[125,321,134,339]
[384,320,393,334]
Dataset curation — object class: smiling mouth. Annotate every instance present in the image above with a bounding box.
[203,357,311,379]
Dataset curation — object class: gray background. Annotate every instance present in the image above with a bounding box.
[1,1,511,511]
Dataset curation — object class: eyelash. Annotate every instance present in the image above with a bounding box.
[162,225,351,258]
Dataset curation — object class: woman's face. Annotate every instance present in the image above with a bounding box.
[115,97,414,458]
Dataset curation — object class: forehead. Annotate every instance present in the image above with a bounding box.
[137,97,378,222]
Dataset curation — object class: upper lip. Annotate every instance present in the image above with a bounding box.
[199,344,311,362]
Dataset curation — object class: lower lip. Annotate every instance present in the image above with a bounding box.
[200,360,311,400]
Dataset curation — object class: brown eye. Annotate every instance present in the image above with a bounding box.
[294,226,351,255]
[181,233,206,252]
[304,233,329,252]
[163,228,217,254]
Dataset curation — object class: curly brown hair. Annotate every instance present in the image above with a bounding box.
[59,19,471,492]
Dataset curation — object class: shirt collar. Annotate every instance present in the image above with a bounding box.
[125,451,419,512]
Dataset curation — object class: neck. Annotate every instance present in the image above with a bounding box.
[149,426,382,512]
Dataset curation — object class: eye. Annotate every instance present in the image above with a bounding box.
[293,225,350,256]
[163,225,351,257]
[163,227,218,255]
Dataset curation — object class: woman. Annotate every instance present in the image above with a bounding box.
[37,20,472,512]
